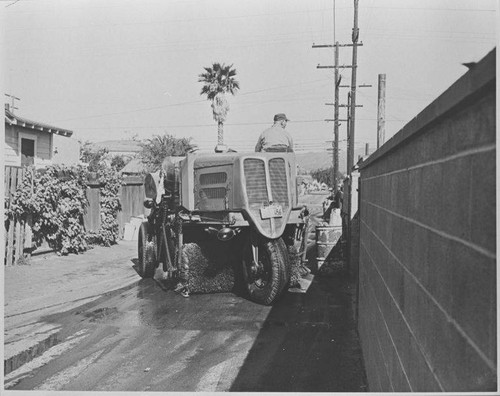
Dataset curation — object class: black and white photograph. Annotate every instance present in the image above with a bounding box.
[2,0,497,393]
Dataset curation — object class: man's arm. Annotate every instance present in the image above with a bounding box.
[255,132,264,152]
[255,138,262,152]
[287,131,294,152]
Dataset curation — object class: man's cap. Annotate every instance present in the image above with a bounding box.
[274,113,289,122]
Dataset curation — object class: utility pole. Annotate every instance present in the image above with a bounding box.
[314,0,364,183]
[347,0,359,175]
[5,93,20,114]
[377,74,386,149]
[346,91,351,158]
[333,42,339,191]
[313,40,363,190]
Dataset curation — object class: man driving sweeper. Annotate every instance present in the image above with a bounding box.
[255,113,294,153]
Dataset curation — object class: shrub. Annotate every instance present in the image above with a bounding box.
[79,140,109,172]
[9,165,89,255]
[310,167,344,187]
[86,167,123,247]
[8,164,123,255]
[139,134,196,172]
[110,155,128,171]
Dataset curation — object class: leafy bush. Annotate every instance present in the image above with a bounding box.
[86,167,123,247]
[110,155,128,171]
[139,134,196,172]
[9,165,89,255]
[310,167,344,187]
[8,164,123,255]
[79,140,109,172]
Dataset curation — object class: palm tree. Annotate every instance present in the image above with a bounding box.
[198,63,240,151]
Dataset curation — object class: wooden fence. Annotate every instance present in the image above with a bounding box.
[4,166,147,265]
[4,166,33,266]
[84,174,147,238]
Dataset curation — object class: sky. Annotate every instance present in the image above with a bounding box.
[1,0,497,153]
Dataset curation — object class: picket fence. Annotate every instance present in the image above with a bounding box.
[4,166,33,266]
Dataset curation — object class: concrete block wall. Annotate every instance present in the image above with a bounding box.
[357,49,496,392]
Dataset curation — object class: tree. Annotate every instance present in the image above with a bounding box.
[198,62,240,151]
[310,166,344,187]
[139,134,196,172]
[79,141,109,172]
[110,155,128,171]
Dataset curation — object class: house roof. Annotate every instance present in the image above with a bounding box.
[5,109,73,137]
[94,140,142,153]
[120,157,148,174]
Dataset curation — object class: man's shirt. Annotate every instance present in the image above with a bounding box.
[255,124,294,152]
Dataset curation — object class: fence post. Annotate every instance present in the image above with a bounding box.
[5,166,24,266]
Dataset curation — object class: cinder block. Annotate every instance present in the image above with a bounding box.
[420,163,444,230]
[403,272,496,391]
[470,149,496,253]
[393,218,412,269]
[422,232,495,363]
[448,242,496,361]
[449,93,496,153]
[421,120,452,163]
[407,224,430,283]
[394,171,410,215]
[370,303,393,391]
[358,74,496,393]
[406,331,443,391]
[423,231,453,309]
[428,298,496,391]
[439,155,472,240]
[407,167,423,219]
[381,211,393,248]
[388,300,412,380]
[389,256,405,311]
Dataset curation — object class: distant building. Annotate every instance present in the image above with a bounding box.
[4,105,80,168]
[119,157,148,175]
[92,139,142,162]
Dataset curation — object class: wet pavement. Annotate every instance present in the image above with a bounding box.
[4,240,138,375]
[6,274,366,392]
[4,193,367,392]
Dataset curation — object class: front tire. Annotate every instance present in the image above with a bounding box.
[241,236,289,305]
[138,221,157,278]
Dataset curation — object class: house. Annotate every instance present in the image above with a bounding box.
[92,139,142,162]
[120,157,148,175]
[4,105,80,168]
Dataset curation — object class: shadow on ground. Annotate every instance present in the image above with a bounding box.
[229,270,367,392]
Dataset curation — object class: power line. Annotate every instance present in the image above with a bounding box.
[5,6,351,30]
[363,6,495,12]
[53,78,331,123]
[72,117,398,130]
[5,0,21,7]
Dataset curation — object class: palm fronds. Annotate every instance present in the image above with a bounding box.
[199,62,240,146]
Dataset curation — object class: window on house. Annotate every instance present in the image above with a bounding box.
[21,138,35,166]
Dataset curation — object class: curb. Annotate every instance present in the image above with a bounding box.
[4,280,139,376]
[4,329,60,376]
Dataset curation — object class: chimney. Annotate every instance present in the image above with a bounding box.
[5,103,10,112]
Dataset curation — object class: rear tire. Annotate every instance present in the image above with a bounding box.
[241,237,289,305]
[138,221,157,278]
